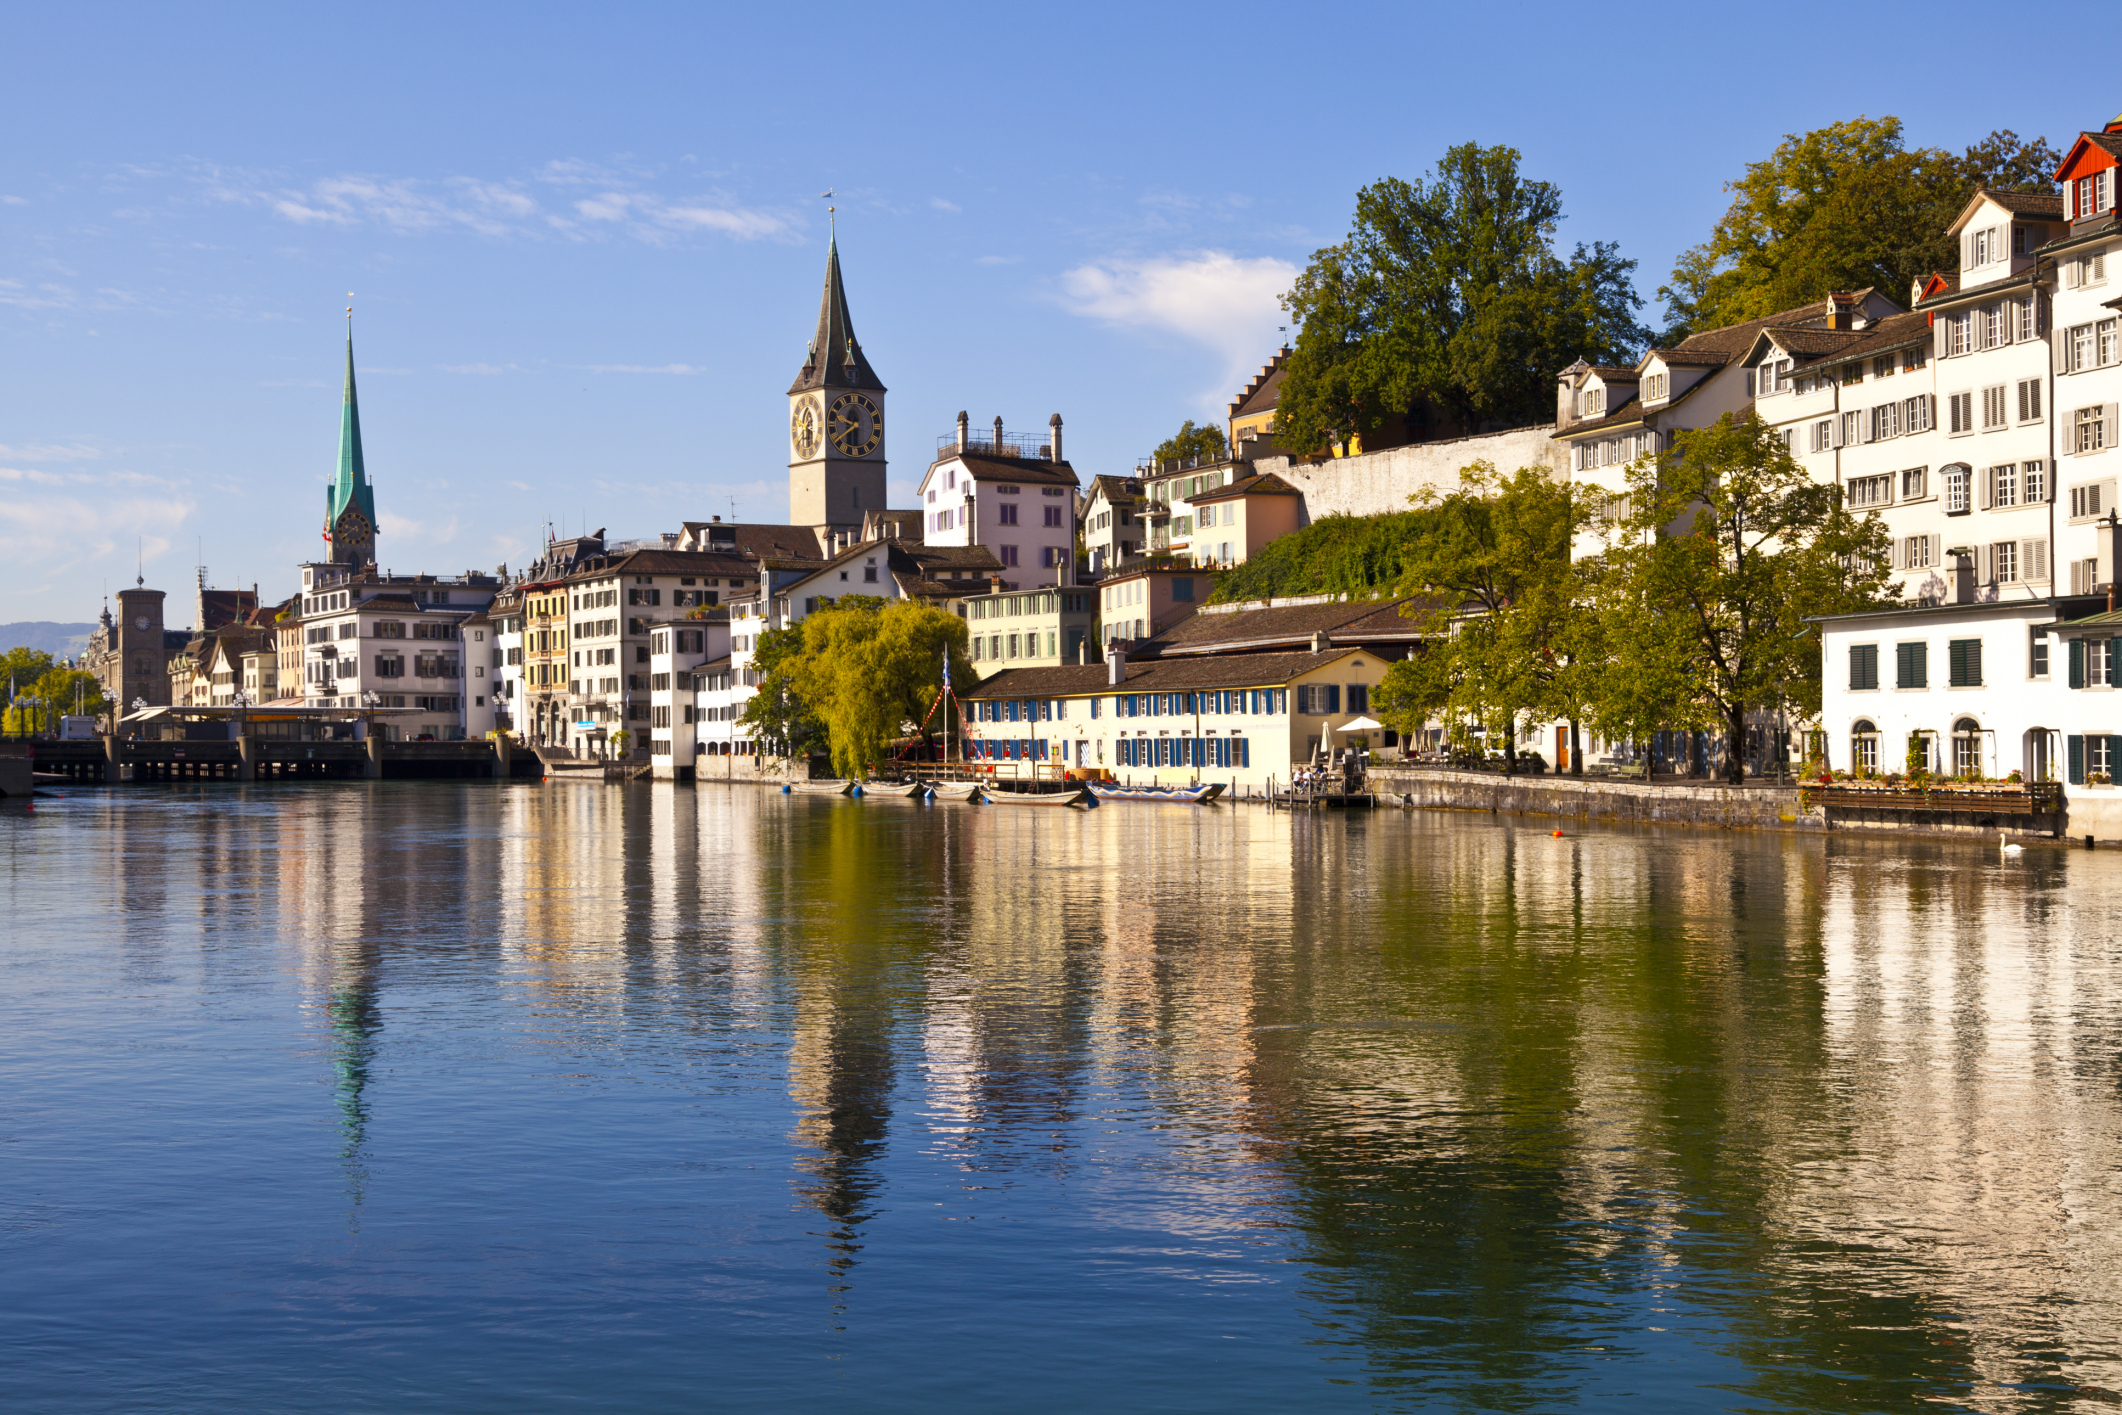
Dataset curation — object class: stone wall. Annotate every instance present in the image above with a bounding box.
[1253,424,1565,523]
[1370,765,1823,833]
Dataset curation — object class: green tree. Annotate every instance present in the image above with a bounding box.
[1276,142,1646,455]
[1152,419,1227,467]
[739,624,828,760]
[3,663,103,734]
[1209,509,1440,604]
[1659,118,2061,339]
[1372,464,1584,773]
[2,647,56,690]
[754,597,974,778]
[1585,414,1894,783]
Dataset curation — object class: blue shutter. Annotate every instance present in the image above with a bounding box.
[2070,735,2085,784]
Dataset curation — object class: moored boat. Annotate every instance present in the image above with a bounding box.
[930,782,984,802]
[790,780,854,795]
[1086,781,1227,803]
[982,785,1091,808]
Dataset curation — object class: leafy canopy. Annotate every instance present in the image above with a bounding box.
[1152,420,1227,467]
[1208,510,1439,604]
[1373,464,1585,770]
[752,596,973,778]
[738,625,826,759]
[1660,117,2060,338]
[1582,413,1895,782]
[3,662,106,733]
[1276,142,1646,454]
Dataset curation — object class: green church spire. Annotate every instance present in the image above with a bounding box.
[324,324,378,563]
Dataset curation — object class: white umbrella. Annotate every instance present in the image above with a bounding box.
[1340,715,1385,732]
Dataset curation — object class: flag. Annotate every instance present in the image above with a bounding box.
[941,650,951,691]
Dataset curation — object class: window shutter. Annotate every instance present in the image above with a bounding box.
[1961,231,1974,268]
[1930,534,1942,569]
[2000,302,2016,345]
[1934,316,1949,358]
[2072,638,2086,688]
[2070,734,2085,783]
[2056,328,2071,376]
[2028,538,2049,582]
[2110,405,2120,451]
[1980,468,1993,510]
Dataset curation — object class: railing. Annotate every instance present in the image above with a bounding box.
[936,433,1055,459]
[1814,782,2065,814]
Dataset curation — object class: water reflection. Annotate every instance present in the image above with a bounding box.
[8,785,2122,1412]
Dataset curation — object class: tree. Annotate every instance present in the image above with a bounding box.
[739,624,827,760]
[1276,143,1647,455]
[1584,414,1894,783]
[1152,420,1227,467]
[753,597,973,778]
[2,647,56,690]
[3,663,103,734]
[1372,464,1585,773]
[1659,118,2062,339]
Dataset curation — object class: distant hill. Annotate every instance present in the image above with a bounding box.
[0,622,98,658]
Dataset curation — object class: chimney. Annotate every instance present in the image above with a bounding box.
[1049,412,1063,462]
[711,514,722,522]
[956,410,969,453]
[993,415,1005,452]
[1107,642,1127,686]
[1310,630,1329,653]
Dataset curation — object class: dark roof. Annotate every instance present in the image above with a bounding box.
[1228,350,1288,420]
[1560,396,1648,437]
[198,588,258,632]
[1148,596,1430,657]
[1187,471,1300,505]
[963,648,1366,699]
[788,235,885,395]
[1804,309,1934,366]
[1085,473,1144,504]
[900,543,1003,573]
[1587,365,1638,379]
[1759,327,1861,358]
[929,450,1082,487]
[579,549,760,579]
[679,522,823,560]
[1648,348,1729,368]
[1977,187,2065,218]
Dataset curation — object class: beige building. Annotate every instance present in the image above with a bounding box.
[1098,565,1215,645]
[963,584,1097,669]
[1179,471,1303,567]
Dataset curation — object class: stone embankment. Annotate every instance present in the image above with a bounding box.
[1368,766,1822,833]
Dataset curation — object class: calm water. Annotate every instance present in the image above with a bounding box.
[5,783,2122,1412]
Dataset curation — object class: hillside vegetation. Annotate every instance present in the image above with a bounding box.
[1208,511,1436,604]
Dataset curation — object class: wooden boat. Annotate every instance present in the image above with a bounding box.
[790,779,854,795]
[1086,781,1227,804]
[870,781,931,798]
[982,785,1091,808]
[930,782,984,802]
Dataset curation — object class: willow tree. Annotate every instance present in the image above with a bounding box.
[1372,463,1584,773]
[784,596,973,779]
[1587,414,1893,783]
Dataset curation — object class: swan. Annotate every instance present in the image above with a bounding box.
[2000,833,2024,855]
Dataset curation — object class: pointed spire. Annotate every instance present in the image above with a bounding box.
[325,318,378,562]
[788,229,885,395]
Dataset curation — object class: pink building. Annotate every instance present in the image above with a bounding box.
[919,413,1081,589]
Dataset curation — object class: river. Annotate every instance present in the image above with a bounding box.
[5,782,2120,1412]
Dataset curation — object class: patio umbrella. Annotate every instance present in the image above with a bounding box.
[1340,715,1385,733]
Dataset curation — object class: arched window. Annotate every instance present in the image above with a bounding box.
[1952,717,1983,778]
[1851,719,1880,775]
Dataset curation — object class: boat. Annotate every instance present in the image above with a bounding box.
[870,781,931,798]
[1086,781,1227,804]
[790,780,854,795]
[982,785,1091,808]
[930,782,984,802]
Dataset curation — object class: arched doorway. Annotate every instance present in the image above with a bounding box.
[1952,717,1983,778]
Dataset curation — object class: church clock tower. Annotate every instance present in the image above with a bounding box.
[788,230,886,530]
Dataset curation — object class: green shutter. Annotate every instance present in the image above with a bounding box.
[2072,637,2086,688]
[2070,735,2085,784]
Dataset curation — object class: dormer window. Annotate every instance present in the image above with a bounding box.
[1643,372,1668,403]
[2072,170,2116,221]
[1585,387,1605,415]
[1969,226,2001,266]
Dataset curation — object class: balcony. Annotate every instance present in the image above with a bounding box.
[937,432,1056,460]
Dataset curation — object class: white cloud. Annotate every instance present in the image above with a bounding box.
[0,442,102,462]
[974,254,1020,266]
[931,197,962,214]
[0,466,196,591]
[0,278,76,310]
[577,363,704,375]
[439,363,515,375]
[1059,250,1298,393]
[1,195,26,205]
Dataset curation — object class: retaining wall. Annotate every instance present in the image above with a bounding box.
[1371,766,1822,832]
[1253,425,1566,522]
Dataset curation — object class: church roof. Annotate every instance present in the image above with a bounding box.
[326,331,378,536]
[788,231,885,396]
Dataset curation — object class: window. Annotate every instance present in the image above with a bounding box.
[1347,684,1370,713]
[1847,474,1892,508]
[1043,505,1063,528]
[1982,385,2008,430]
[1841,410,1863,446]
[1902,534,1934,569]
[1894,641,1927,689]
[1970,226,1999,265]
[1873,355,1896,380]
[1643,372,1668,402]
[999,545,1019,567]
[1905,344,1928,372]
[2071,480,2112,519]
[1952,717,1983,777]
[1851,720,1880,774]
[2076,405,2112,454]
[1811,419,1833,452]
[998,503,1018,526]
[1991,465,2017,507]
[2025,461,2047,504]
[2074,558,2103,596]
[2016,296,2038,341]
[1945,466,1971,513]
[1849,643,1879,691]
[2018,379,2044,424]
[1901,466,1928,500]
[1948,638,1983,687]
[1992,540,2019,583]
[2031,629,2050,679]
[1948,392,1974,434]
[1171,578,1195,602]
[2090,638,2114,687]
[1905,395,1933,433]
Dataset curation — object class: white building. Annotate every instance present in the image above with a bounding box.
[292,563,500,741]
[919,413,1080,586]
[647,614,729,780]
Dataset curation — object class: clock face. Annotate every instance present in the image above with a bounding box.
[791,399,820,459]
[828,392,883,457]
[338,508,373,542]
[134,615,150,631]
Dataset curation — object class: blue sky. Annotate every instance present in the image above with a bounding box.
[1,1,2109,623]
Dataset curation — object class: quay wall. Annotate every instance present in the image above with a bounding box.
[1370,767,1822,832]
[0,743,30,799]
